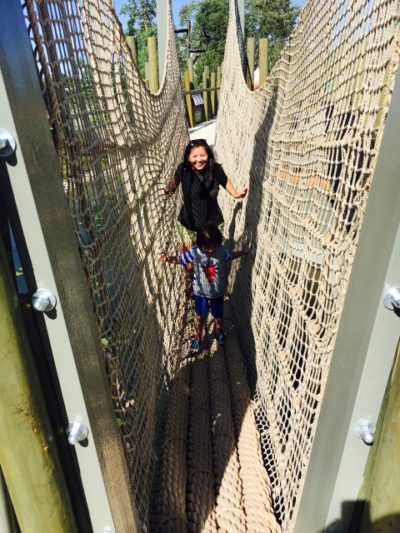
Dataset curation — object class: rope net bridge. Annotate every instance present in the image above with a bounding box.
[23,0,399,530]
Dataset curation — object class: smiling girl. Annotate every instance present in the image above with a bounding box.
[165,139,248,252]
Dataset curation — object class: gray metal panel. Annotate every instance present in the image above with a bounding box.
[294,61,400,532]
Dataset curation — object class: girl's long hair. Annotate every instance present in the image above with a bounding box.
[183,139,216,189]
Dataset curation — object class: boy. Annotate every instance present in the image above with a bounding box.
[161,222,248,353]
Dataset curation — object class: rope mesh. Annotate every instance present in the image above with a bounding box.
[23,0,188,526]
[216,0,399,528]
[21,0,400,529]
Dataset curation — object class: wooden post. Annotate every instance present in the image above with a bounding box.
[145,61,150,89]
[184,70,195,128]
[0,469,16,533]
[259,37,269,87]
[217,64,222,99]
[148,35,159,93]
[188,57,194,85]
[247,36,255,88]
[210,71,216,116]
[126,36,137,65]
[0,236,77,531]
[357,340,400,530]
[203,65,210,121]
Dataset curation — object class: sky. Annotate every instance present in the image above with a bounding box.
[112,0,306,31]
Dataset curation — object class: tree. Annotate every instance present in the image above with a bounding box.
[121,0,156,34]
[179,0,300,84]
[245,0,300,69]
[120,0,157,78]
[179,0,228,86]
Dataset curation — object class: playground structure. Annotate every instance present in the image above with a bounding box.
[1,0,400,532]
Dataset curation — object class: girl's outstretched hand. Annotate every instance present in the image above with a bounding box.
[160,252,168,261]
[235,187,248,199]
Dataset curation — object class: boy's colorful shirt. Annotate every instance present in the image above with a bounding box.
[178,245,232,298]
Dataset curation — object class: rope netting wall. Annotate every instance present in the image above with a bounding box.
[215,0,399,529]
[23,0,188,525]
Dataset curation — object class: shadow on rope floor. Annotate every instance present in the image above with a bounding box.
[149,297,280,533]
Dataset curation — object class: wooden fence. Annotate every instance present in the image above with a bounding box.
[127,34,269,127]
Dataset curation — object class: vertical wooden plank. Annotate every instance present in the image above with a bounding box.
[0,235,77,532]
[184,70,194,127]
[148,35,159,93]
[259,37,268,87]
[217,64,222,99]
[357,339,400,532]
[145,61,150,89]
[247,37,255,89]
[203,65,210,121]
[126,36,137,65]
[210,71,216,116]
[0,470,15,533]
[188,57,194,85]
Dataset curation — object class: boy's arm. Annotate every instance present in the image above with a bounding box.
[160,252,180,264]
[161,247,195,265]
[164,175,180,197]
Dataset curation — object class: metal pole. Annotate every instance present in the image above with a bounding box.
[237,0,245,39]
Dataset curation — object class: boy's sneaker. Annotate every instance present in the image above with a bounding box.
[214,330,226,345]
[190,338,201,354]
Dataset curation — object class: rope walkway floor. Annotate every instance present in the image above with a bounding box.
[189,119,217,147]
[150,298,281,533]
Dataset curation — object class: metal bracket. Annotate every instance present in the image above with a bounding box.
[31,288,57,312]
[383,286,400,311]
[353,419,375,445]
[67,419,89,445]
[0,128,16,158]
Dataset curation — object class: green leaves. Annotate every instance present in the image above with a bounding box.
[179,0,300,81]
[180,0,228,84]
[121,0,156,33]
[245,0,300,69]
